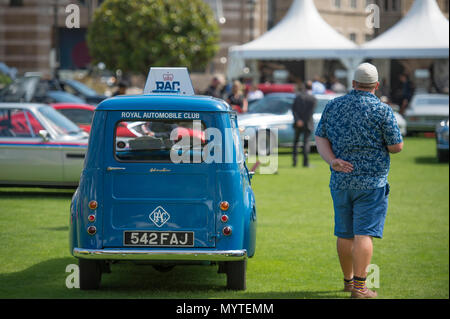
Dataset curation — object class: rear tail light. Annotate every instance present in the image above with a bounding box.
[87,226,97,235]
[87,214,96,223]
[222,226,232,236]
[88,200,98,210]
[221,215,229,223]
[220,201,229,211]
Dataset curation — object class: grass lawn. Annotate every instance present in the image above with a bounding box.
[0,137,448,299]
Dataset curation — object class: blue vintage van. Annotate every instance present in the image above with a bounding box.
[70,68,256,290]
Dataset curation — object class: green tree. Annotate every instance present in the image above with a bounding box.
[87,0,220,75]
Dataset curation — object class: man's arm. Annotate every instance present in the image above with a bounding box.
[315,136,354,173]
[292,96,303,127]
[387,142,403,153]
[382,106,404,154]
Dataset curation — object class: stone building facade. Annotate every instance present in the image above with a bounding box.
[0,0,448,88]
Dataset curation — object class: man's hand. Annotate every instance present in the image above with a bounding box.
[296,120,304,128]
[316,136,353,173]
[331,158,354,173]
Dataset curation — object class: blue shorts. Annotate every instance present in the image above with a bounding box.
[331,184,390,239]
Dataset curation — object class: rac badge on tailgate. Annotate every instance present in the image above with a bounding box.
[149,206,170,227]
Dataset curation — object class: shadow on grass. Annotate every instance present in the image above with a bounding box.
[41,226,69,232]
[0,258,344,299]
[415,156,448,165]
[0,189,74,199]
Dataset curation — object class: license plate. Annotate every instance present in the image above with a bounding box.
[123,231,194,247]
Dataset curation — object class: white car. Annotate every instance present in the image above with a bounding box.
[404,94,449,133]
[0,103,88,187]
[237,93,407,153]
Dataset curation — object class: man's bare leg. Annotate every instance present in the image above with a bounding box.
[337,237,354,280]
[351,235,377,298]
[353,235,373,278]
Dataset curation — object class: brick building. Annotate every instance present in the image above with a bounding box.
[0,0,448,87]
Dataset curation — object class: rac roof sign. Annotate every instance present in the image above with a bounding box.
[143,67,195,96]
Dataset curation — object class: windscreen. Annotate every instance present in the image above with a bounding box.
[248,96,294,114]
[38,105,82,135]
[114,119,206,162]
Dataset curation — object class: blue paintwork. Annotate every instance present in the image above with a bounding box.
[70,95,257,261]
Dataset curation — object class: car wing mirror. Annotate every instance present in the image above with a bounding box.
[38,129,50,141]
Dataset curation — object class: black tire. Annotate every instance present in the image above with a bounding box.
[226,259,246,290]
[79,259,102,290]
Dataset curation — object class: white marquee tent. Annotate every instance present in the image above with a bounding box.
[227,0,360,83]
[360,0,449,59]
[227,0,449,88]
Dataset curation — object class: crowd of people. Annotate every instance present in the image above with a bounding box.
[200,74,351,114]
[202,76,258,113]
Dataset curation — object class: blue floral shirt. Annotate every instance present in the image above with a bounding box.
[315,90,403,190]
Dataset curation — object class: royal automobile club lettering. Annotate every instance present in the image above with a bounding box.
[120,111,200,119]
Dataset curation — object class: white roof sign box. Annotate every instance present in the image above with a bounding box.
[143,67,195,95]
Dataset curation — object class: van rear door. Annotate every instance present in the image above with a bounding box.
[102,111,216,248]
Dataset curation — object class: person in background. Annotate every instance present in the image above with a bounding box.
[312,76,326,94]
[227,80,248,113]
[330,77,347,93]
[398,74,414,115]
[246,82,264,105]
[292,81,316,167]
[379,78,391,98]
[203,76,223,99]
[112,81,128,96]
[315,63,403,299]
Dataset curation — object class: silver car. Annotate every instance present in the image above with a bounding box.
[404,94,449,133]
[0,103,88,187]
[237,93,407,153]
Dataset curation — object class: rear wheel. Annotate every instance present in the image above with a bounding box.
[225,259,247,290]
[79,259,102,290]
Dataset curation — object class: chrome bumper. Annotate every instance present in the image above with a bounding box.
[73,248,247,261]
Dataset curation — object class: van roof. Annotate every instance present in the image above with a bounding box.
[96,94,231,112]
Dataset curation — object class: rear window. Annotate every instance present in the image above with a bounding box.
[114,120,206,162]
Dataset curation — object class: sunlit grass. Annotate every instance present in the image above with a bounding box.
[0,137,448,298]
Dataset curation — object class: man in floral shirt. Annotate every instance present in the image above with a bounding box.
[315,63,403,298]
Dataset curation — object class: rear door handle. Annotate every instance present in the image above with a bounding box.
[106,166,126,171]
